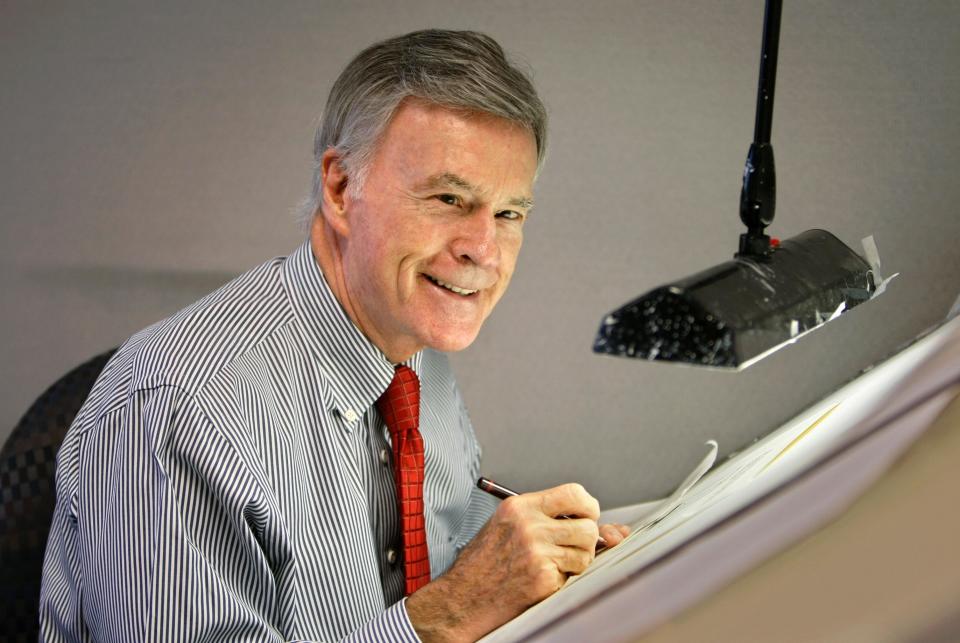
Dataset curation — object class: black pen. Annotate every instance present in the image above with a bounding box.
[476,476,607,550]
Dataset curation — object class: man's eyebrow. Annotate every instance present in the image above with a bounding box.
[420,172,478,193]
[420,172,534,210]
[508,195,535,210]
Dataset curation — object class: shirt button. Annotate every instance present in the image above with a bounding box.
[386,548,398,566]
[379,448,390,465]
[343,409,359,423]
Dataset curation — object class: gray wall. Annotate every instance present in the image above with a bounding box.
[3,1,958,508]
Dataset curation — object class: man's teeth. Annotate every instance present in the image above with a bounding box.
[427,275,478,295]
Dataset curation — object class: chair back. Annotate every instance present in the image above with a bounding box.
[0,349,115,642]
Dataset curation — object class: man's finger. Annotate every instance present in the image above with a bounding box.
[598,523,630,547]
[547,517,600,551]
[551,544,594,575]
[537,483,600,521]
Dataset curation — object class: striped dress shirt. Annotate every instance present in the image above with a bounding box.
[39,240,499,642]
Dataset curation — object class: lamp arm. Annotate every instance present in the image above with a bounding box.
[738,0,783,258]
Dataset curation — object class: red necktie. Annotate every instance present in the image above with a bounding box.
[376,365,430,595]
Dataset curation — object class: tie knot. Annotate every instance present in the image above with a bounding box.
[377,365,420,437]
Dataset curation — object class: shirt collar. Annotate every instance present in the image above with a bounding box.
[282,239,424,429]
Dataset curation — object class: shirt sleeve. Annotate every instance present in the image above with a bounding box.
[340,599,420,643]
[39,385,421,643]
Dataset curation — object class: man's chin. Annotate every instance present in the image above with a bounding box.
[421,327,482,354]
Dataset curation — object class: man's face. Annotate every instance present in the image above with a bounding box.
[333,99,538,361]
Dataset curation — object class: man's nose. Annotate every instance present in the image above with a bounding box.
[450,211,499,270]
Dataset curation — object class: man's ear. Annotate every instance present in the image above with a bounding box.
[319,148,351,237]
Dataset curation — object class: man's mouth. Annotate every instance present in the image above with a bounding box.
[423,274,480,296]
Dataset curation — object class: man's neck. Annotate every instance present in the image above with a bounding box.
[308,215,418,364]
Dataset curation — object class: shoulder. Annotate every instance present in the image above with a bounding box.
[132,255,294,389]
[85,255,296,421]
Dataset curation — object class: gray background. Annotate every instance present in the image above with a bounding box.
[2,1,958,508]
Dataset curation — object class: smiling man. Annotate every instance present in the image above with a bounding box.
[312,99,533,361]
[40,30,628,642]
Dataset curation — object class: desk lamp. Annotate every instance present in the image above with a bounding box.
[593,0,880,369]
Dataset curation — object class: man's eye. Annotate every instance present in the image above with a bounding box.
[496,210,523,221]
[436,194,460,206]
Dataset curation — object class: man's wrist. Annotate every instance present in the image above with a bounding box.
[405,576,471,643]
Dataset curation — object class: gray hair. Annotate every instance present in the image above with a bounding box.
[299,29,547,221]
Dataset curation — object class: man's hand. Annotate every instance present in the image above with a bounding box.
[406,483,630,642]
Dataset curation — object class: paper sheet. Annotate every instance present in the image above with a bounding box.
[481,315,960,643]
[567,440,717,586]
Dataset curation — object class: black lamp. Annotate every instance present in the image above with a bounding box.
[593,0,880,369]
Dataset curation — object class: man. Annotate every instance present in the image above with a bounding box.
[40,29,629,642]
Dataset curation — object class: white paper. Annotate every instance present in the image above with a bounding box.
[481,315,960,643]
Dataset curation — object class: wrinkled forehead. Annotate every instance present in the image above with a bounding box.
[373,99,539,195]
[391,95,543,162]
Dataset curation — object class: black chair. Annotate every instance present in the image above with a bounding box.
[0,349,116,643]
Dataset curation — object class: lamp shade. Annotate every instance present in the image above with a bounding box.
[593,229,877,369]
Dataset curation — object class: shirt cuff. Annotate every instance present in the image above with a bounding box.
[341,598,421,643]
